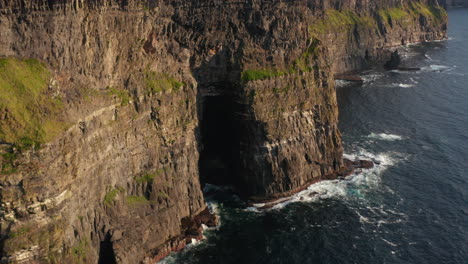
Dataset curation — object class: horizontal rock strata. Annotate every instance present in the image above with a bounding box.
[0,0,447,263]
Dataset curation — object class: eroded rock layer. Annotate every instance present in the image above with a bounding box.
[0,0,446,263]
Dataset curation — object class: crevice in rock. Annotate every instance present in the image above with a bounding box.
[98,232,116,264]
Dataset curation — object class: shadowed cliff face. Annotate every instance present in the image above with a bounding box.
[0,0,447,263]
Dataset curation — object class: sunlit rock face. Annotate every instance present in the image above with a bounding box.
[0,0,447,263]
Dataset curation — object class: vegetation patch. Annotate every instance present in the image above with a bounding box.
[408,2,447,25]
[144,72,184,94]
[8,226,31,238]
[378,7,410,25]
[292,38,321,72]
[378,3,446,26]
[126,196,152,206]
[135,172,157,183]
[241,38,321,82]
[107,86,131,106]
[241,69,288,82]
[1,148,18,174]
[0,58,68,147]
[4,220,65,256]
[135,169,164,183]
[71,239,89,264]
[309,9,376,35]
[241,3,446,84]
[103,186,125,206]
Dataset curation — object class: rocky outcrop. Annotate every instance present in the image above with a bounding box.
[0,0,447,263]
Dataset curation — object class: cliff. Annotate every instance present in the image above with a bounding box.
[0,0,447,263]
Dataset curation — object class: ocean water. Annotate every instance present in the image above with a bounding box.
[162,9,468,264]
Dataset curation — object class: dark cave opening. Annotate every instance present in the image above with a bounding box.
[199,95,241,188]
[98,232,117,264]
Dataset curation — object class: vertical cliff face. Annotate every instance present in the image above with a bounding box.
[0,0,447,263]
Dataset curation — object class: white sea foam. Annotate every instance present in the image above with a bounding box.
[397,83,414,88]
[208,201,220,217]
[421,64,452,72]
[388,83,413,88]
[431,38,450,42]
[335,79,354,87]
[382,238,399,247]
[343,153,356,160]
[389,69,419,75]
[157,201,221,264]
[360,72,384,82]
[400,49,418,58]
[247,149,399,212]
[367,133,404,141]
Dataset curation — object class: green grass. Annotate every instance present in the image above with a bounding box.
[309,3,446,35]
[0,58,68,147]
[241,69,288,82]
[8,227,30,238]
[126,196,151,206]
[144,72,184,94]
[71,239,89,264]
[103,187,124,206]
[309,9,376,35]
[135,172,157,183]
[292,38,321,72]
[1,148,18,174]
[378,3,447,26]
[241,38,321,82]
[409,2,447,25]
[378,8,410,24]
[107,86,131,106]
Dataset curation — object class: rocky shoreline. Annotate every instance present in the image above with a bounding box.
[145,207,219,264]
[247,158,374,209]
[146,157,375,261]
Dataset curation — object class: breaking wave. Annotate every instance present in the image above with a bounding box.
[396,83,414,88]
[360,72,384,83]
[335,79,354,87]
[247,149,402,212]
[421,64,452,72]
[367,133,404,141]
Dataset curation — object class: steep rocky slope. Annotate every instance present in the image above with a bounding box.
[0,0,447,263]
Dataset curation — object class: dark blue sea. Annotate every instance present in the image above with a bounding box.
[162,9,468,264]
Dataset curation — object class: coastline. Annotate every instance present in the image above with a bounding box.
[146,207,219,264]
[247,158,374,210]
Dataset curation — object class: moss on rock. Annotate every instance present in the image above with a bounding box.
[309,9,376,35]
[0,58,68,147]
[144,72,184,94]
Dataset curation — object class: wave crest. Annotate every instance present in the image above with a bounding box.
[367,133,404,141]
